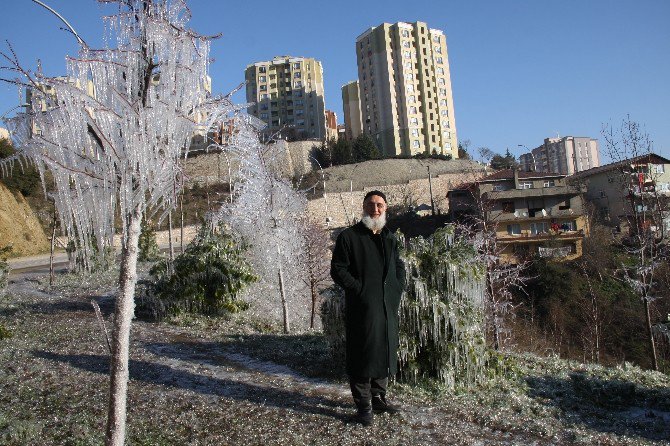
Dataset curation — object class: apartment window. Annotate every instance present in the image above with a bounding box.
[655,164,665,173]
[259,75,266,82]
[439,99,447,106]
[519,182,533,189]
[439,88,447,96]
[441,109,448,116]
[410,117,419,125]
[441,120,449,128]
[442,131,450,138]
[530,222,549,235]
[260,104,268,110]
[404,61,412,70]
[294,72,301,78]
[561,220,578,231]
[409,106,417,114]
[493,184,507,191]
[444,142,452,149]
[402,40,410,48]
[259,67,266,73]
[437,67,444,74]
[261,93,269,100]
[408,95,416,103]
[502,201,515,213]
[413,140,420,148]
[559,199,571,210]
[293,62,301,69]
[271,120,279,126]
[403,50,411,59]
[295,109,304,115]
[543,180,555,187]
[259,85,267,91]
[294,99,303,106]
[434,46,442,54]
[436,56,443,64]
[294,81,302,88]
[507,224,521,235]
[271,111,278,117]
[406,85,415,92]
[433,35,440,43]
[401,29,409,37]
[260,113,268,119]
[411,128,419,137]
[296,119,305,126]
[438,78,446,85]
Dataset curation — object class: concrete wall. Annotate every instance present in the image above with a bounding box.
[307,171,481,228]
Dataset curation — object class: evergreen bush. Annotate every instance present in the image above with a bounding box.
[147,222,257,318]
[138,219,161,262]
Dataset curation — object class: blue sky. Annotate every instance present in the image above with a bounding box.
[1,0,668,161]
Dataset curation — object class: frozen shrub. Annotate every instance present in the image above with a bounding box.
[321,226,489,388]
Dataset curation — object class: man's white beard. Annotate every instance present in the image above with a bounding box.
[361,212,387,233]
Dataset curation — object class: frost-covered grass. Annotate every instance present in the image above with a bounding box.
[1,275,669,445]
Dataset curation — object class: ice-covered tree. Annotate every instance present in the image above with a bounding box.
[1,1,236,444]
[213,121,310,332]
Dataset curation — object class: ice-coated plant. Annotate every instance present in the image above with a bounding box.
[212,116,311,333]
[0,1,240,444]
[321,226,489,388]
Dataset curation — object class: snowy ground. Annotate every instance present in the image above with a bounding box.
[1,271,669,445]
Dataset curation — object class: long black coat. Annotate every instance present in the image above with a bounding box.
[330,222,406,378]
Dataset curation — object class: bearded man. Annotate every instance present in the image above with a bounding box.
[330,190,406,426]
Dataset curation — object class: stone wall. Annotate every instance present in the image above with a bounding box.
[307,171,483,228]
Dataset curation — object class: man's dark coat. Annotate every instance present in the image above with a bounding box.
[330,221,406,378]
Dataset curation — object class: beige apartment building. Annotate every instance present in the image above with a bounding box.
[520,136,600,175]
[245,56,327,140]
[353,21,458,158]
[341,80,362,141]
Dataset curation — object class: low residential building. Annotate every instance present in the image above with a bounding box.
[448,169,588,263]
[520,136,600,175]
[569,153,670,235]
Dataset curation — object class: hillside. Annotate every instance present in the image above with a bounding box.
[0,182,49,257]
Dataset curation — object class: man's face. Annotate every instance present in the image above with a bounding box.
[363,195,387,219]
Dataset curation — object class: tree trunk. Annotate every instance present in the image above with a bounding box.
[310,281,317,329]
[278,261,290,334]
[105,207,143,446]
[168,211,174,273]
[643,294,659,371]
[49,208,57,286]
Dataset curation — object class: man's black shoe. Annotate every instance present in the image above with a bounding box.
[372,395,401,414]
[354,405,373,426]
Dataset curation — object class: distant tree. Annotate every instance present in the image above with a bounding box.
[0,137,40,196]
[458,139,472,160]
[331,137,353,165]
[351,133,380,162]
[490,149,518,170]
[311,141,333,168]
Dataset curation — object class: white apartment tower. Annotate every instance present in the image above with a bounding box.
[520,137,600,175]
[341,80,362,141]
[354,21,458,157]
[245,56,327,140]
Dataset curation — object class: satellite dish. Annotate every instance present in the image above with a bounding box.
[541,209,547,217]
[513,210,519,218]
[522,212,528,217]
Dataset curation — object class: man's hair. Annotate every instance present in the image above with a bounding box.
[363,190,387,203]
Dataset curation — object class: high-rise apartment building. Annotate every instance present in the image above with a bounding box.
[245,56,326,140]
[341,80,362,141]
[325,110,338,141]
[353,21,457,157]
[520,137,600,175]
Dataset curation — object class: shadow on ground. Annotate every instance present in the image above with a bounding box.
[526,373,670,442]
[32,350,348,422]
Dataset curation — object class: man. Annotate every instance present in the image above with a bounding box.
[330,190,406,426]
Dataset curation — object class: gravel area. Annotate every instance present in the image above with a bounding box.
[1,272,669,445]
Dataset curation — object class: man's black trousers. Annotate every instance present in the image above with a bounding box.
[349,376,388,408]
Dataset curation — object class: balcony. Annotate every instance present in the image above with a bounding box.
[498,229,585,243]
[483,185,584,200]
[489,208,580,222]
